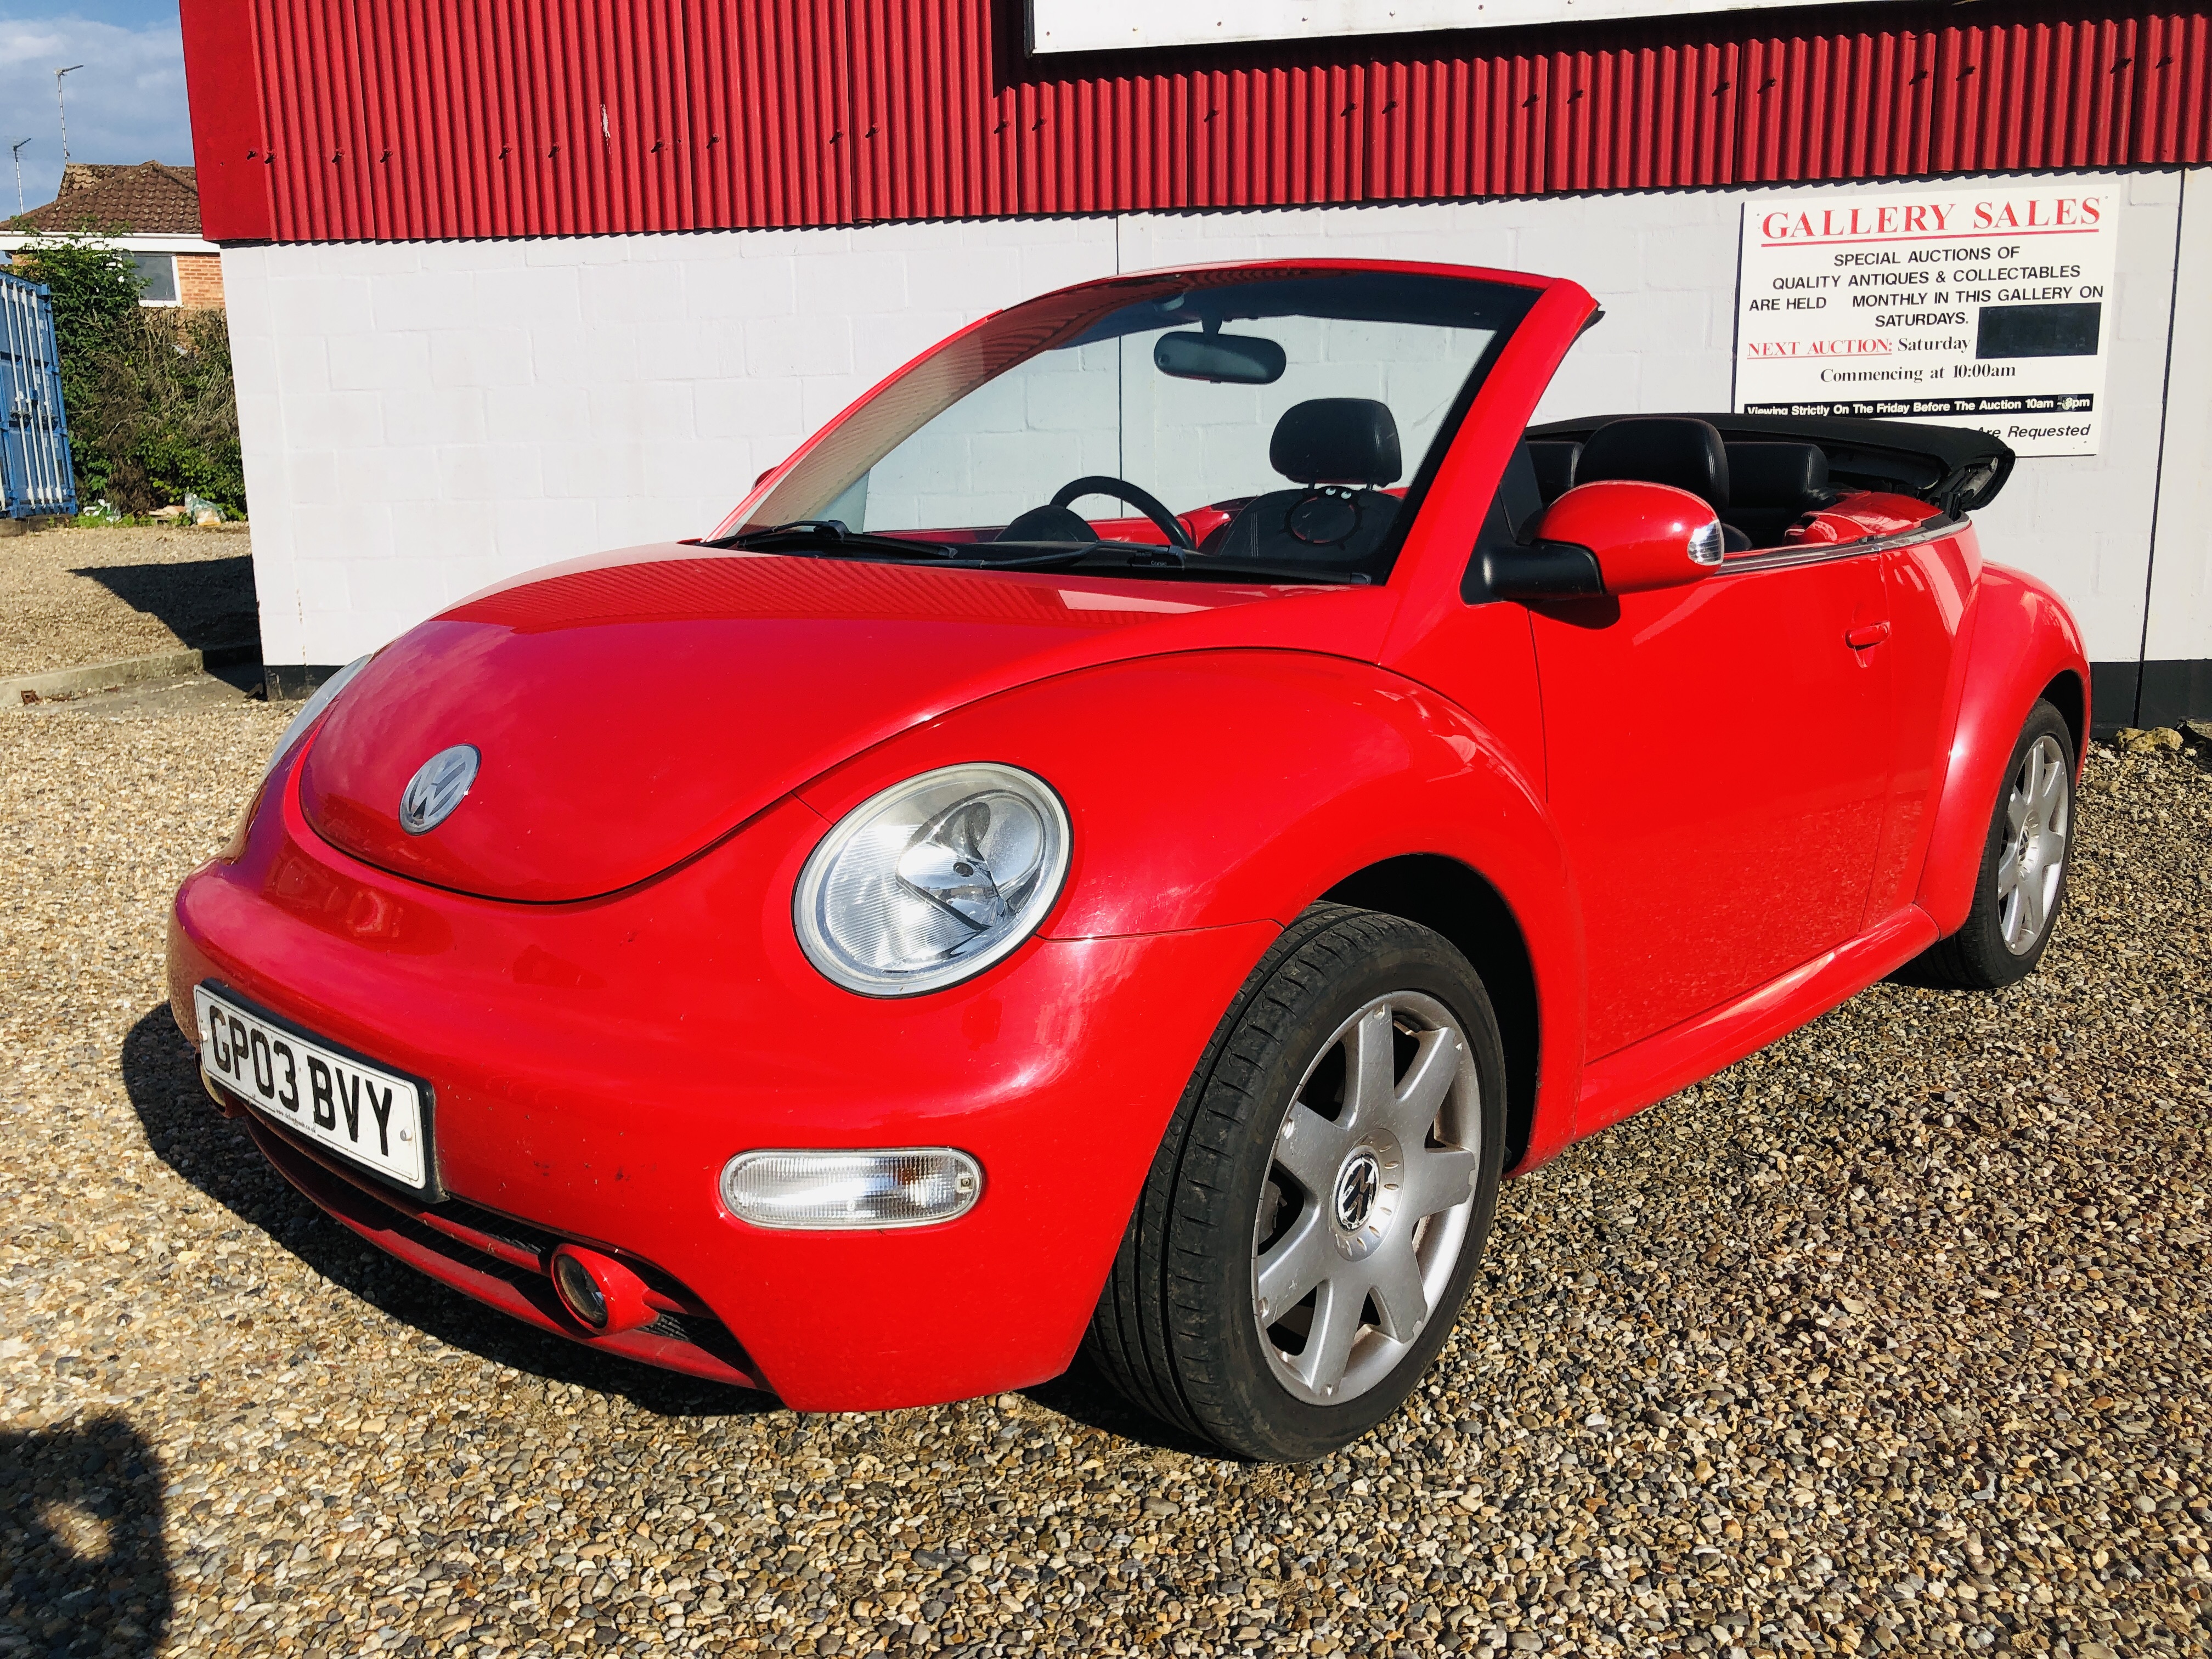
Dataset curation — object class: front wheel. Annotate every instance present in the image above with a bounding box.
[1086,906,1506,1461]
[1913,698,2075,989]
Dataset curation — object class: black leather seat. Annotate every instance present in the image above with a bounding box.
[1723,442,1835,547]
[1576,416,1751,552]
[1213,399,1404,564]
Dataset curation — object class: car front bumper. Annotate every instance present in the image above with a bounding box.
[167,747,1274,1409]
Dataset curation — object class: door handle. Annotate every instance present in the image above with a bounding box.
[1846,620,1893,650]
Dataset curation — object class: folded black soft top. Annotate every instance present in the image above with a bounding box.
[1525,412,2015,518]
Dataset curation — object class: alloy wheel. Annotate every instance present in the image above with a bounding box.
[1998,733,2069,955]
[1251,991,1482,1405]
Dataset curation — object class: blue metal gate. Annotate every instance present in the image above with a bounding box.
[1,270,76,519]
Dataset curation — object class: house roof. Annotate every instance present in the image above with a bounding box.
[12,162,201,238]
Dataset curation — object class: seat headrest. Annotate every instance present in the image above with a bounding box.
[1724,442,1830,507]
[1577,417,1730,509]
[1525,439,1581,504]
[1270,399,1402,488]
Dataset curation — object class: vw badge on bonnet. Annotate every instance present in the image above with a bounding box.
[399,744,479,835]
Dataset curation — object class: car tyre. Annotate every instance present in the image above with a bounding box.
[1086,904,1506,1461]
[1914,698,2075,990]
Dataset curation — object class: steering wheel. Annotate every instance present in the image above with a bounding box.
[1049,476,1195,551]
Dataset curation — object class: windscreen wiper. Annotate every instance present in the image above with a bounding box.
[969,541,1369,586]
[713,525,1364,585]
[710,520,959,558]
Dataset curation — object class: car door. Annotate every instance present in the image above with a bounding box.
[1528,543,1894,1059]
[1863,534,1979,918]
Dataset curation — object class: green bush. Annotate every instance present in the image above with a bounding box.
[70,307,247,515]
[9,234,142,348]
[7,233,247,517]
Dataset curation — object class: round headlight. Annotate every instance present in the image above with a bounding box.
[794,763,1070,996]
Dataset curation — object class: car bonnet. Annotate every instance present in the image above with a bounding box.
[295,548,1368,903]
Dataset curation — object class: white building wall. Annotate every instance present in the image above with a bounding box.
[227,220,1121,667]
[227,171,2196,681]
[2142,170,2212,698]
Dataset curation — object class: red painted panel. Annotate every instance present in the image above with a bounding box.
[179,0,274,240]
[179,0,2210,244]
[295,554,1289,903]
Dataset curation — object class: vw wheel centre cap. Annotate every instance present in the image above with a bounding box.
[1333,1150,1382,1232]
[399,744,480,834]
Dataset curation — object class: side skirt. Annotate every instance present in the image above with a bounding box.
[1567,906,1939,1144]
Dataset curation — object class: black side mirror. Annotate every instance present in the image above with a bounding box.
[1483,543,1604,601]
[1466,441,1601,603]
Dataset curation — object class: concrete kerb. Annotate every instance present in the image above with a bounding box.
[4,649,211,706]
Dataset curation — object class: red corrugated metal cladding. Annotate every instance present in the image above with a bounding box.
[179,0,2211,244]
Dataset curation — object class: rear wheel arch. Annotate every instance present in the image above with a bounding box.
[1321,854,1542,1171]
[1906,697,2075,989]
[1914,571,2090,936]
[2039,668,2086,766]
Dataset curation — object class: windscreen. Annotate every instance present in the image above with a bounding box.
[739,269,1539,582]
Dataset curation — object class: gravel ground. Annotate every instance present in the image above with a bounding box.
[0,526,257,680]
[3,700,2209,1659]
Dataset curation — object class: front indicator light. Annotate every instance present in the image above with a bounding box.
[720,1149,983,1230]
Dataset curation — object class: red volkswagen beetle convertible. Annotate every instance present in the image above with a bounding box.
[171,261,2086,1460]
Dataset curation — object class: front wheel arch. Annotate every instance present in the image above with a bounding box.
[1086,904,1509,1460]
[1323,854,1540,1171]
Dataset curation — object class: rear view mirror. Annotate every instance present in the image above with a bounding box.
[1153,330,1286,385]
[1495,477,1734,601]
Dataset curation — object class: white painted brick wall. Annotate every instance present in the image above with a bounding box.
[2144,170,2212,669]
[227,219,1121,665]
[226,174,2194,671]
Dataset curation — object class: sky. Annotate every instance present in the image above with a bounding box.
[1,1,190,216]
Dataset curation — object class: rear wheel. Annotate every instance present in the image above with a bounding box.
[1086,905,1506,1461]
[1915,699,2074,989]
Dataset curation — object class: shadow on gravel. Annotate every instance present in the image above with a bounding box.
[120,1007,778,1423]
[1020,1356,1228,1460]
[1883,956,1980,991]
[70,556,261,662]
[0,1417,171,1657]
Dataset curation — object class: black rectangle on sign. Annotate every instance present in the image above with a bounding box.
[1976,302,2101,359]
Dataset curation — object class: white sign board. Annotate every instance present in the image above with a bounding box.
[1734,185,2116,458]
[1030,0,1886,52]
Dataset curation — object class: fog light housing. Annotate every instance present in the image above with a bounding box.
[720,1149,983,1230]
[550,1244,653,1334]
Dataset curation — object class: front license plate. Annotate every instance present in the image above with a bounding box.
[194,984,431,1193]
